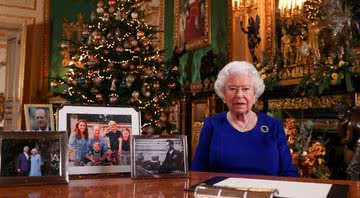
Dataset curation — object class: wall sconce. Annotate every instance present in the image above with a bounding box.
[278,0,305,18]
[232,0,257,12]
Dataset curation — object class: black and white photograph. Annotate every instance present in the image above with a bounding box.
[24,104,55,131]
[131,135,188,178]
[57,105,141,175]
[0,131,68,186]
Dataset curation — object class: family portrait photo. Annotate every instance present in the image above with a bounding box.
[131,135,188,178]
[57,105,140,175]
[24,104,55,131]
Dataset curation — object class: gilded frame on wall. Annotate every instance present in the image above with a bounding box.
[168,100,181,134]
[143,0,165,50]
[174,0,211,51]
[61,13,85,67]
[191,98,209,160]
[227,0,274,61]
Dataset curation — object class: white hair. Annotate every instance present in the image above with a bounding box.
[214,61,265,101]
[108,120,116,125]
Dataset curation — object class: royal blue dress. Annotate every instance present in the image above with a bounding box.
[191,112,299,177]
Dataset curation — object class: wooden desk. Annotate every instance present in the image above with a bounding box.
[0,172,359,197]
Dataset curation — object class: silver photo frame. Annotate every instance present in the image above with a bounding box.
[131,135,188,178]
[0,131,68,186]
[57,105,141,175]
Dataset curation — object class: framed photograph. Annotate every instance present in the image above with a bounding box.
[24,104,55,131]
[131,135,188,178]
[0,131,68,186]
[174,0,211,51]
[57,105,141,175]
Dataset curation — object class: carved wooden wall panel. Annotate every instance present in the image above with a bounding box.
[0,0,50,129]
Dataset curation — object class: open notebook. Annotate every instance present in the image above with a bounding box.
[185,176,349,198]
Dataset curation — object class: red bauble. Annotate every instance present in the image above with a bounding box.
[168,82,176,89]
[121,62,128,68]
[153,82,160,90]
[109,94,119,104]
[130,39,138,46]
[97,0,104,7]
[97,7,104,14]
[96,93,103,101]
[108,0,116,6]
[108,6,116,13]
[95,34,102,40]
[131,12,138,19]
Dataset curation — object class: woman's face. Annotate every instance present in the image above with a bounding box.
[223,74,256,116]
[78,121,87,133]
[31,149,37,155]
[122,130,130,140]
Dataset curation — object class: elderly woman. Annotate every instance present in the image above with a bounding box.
[191,61,299,177]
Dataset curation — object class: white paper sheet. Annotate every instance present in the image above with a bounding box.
[214,177,332,198]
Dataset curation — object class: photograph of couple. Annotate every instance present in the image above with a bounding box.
[17,146,42,176]
[1,139,61,177]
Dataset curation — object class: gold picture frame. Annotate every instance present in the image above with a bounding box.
[191,98,209,160]
[174,0,211,51]
[227,0,274,61]
[143,0,165,50]
[168,100,181,133]
[191,99,210,126]
[24,104,55,131]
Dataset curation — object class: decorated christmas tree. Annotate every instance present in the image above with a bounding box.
[51,0,182,134]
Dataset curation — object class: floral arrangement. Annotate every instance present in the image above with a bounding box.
[283,118,330,179]
[255,52,284,89]
[294,54,354,96]
[258,0,358,97]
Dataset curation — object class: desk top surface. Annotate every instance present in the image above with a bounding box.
[0,171,359,198]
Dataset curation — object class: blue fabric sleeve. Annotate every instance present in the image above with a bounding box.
[86,139,92,154]
[69,134,76,147]
[191,118,214,171]
[101,139,108,154]
[276,120,300,177]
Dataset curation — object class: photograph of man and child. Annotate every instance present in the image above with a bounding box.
[134,138,185,177]
[67,114,132,167]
